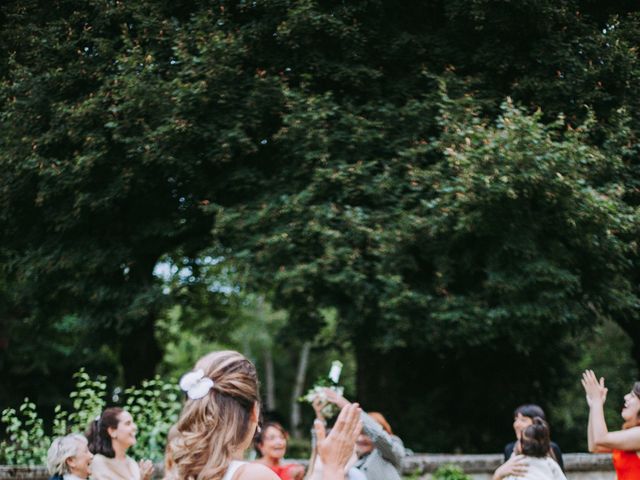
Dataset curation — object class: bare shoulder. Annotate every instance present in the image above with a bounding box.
[236,463,280,480]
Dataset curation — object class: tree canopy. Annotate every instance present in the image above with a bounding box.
[1,0,640,452]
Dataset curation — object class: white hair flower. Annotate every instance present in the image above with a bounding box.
[179,369,214,400]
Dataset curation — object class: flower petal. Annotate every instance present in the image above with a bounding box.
[179,369,205,392]
[187,378,214,400]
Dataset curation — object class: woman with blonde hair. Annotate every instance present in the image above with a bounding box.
[169,350,363,480]
[47,433,93,480]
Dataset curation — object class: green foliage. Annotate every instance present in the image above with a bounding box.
[2,0,640,454]
[217,86,638,451]
[0,400,48,465]
[67,370,108,433]
[284,438,312,460]
[432,465,472,480]
[0,371,180,465]
[124,378,182,462]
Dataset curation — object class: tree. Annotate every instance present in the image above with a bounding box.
[217,88,636,450]
[2,0,640,451]
[0,0,283,386]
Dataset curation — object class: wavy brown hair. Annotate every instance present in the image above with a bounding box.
[170,351,260,480]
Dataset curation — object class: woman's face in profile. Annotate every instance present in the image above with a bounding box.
[67,441,93,479]
[513,413,533,438]
[622,390,640,423]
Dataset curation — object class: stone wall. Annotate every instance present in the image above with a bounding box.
[403,453,614,480]
[0,453,615,480]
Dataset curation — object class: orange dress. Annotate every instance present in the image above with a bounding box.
[613,450,640,480]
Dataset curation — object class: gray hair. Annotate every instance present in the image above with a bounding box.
[46,434,88,476]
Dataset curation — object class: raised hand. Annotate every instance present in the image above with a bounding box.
[493,454,529,480]
[312,397,328,422]
[138,459,154,480]
[316,403,362,477]
[581,370,608,407]
[321,388,350,409]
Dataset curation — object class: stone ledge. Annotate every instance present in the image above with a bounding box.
[401,453,613,474]
[0,453,615,479]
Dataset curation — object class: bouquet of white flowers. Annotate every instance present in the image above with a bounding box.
[300,360,344,418]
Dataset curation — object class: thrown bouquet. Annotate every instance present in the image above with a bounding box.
[300,360,344,418]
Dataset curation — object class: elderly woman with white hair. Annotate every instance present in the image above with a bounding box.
[47,433,94,480]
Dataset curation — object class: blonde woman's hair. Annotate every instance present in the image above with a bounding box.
[170,351,260,480]
[47,434,87,476]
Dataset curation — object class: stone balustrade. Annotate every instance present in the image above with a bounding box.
[402,453,614,479]
[0,453,615,480]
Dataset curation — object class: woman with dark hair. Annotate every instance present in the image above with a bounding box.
[86,407,153,480]
[496,418,566,480]
[494,404,563,480]
[253,422,305,480]
[582,369,640,480]
[504,405,564,469]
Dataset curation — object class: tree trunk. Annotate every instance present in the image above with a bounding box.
[119,312,163,385]
[264,347,276,411]
[290,341,311,439]
[119,256,163,385]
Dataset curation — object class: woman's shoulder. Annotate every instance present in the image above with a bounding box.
[91,454,109,465]
[235,463,280,480]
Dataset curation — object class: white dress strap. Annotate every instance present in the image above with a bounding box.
[222,460,247,480]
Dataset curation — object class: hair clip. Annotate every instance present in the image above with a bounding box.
[179,369,214,400]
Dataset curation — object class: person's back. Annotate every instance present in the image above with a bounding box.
[505,418,566,480]
[505,456,565,480]
[503,405,564,472]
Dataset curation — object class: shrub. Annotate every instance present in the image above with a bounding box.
[432,465,472,480]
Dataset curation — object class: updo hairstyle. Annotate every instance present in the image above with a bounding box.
[85,407,124,458]
[170,351,260,480]
[520,417,551,458]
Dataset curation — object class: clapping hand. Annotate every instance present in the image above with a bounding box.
[316,403,362,476]
[138,459,154,480]
[581,370,608,407]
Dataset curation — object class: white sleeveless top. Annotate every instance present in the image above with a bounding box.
[221,461,247,480]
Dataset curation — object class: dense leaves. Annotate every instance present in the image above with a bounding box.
[1,0,640,452]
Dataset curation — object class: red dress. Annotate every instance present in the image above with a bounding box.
[269,464,300,480]
[613,449,640,480]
